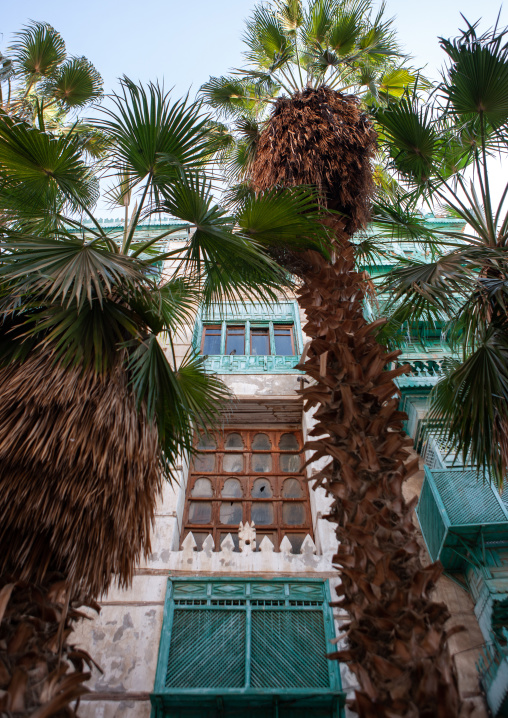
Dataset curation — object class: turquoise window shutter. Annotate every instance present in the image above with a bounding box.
[152,578,345,718]
[250,609,330,688]
[166,609,246,688]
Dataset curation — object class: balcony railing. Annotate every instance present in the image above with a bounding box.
[202,353,302,374]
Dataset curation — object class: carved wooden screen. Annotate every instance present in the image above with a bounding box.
[182,429,313,553]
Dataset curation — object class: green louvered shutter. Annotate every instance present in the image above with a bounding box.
[250,609,329,688]
[166,609,246,688]
[152,579,345,718]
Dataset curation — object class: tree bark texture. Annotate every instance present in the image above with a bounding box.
[297,234,463,718]
[0,576,98,717]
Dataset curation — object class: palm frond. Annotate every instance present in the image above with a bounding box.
[327,0,367,56]
[374,96,438,184]
[45,56,103,109]
[275,0,304,34]
[127,277,199,336]
[0,113,98,212]
[199,77,262,118]
[96,77,211,197]
[243,5,294,70]
[10,21,66,81]
[0,233,146,311]
[440,21,508,129]
[302,0,336,48]
[221,181,256,210]
[236,185,331,254]
[127,338,230,456]
[160,173,290,303]
[429,327,508,486]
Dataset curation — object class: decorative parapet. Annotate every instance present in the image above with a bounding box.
[202,354,301,374]
[169,523,332,573]
[397,358,445,377]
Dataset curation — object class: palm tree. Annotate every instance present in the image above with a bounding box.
[372,20,508,489]
[200,0,423,200]
[201,1,463,715]
[0,77,327,715]
[0,21,103,128]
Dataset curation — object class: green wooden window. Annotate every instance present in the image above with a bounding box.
[152,578,344,718]
[192,302,304,374]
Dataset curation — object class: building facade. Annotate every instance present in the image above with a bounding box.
[74,217,503,717]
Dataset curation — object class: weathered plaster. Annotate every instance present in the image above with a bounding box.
[220,372,301,396]
[77,699,151,718]
[74,604,163,694]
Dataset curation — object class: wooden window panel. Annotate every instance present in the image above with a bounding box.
[201,323,296,357]
[183,429,313,552]
[225,326,245,355]
[273,325,295,356]
[201,325,222,354]
[250,328,270,356]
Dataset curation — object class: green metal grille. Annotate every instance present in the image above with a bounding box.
[251,610,329,688]
[416,467,508,571]
[166,610,245,688]
[153,579,345,717]
[432,470,507,525]
[416,476,446,562]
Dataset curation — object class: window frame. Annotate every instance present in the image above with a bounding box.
[182,429,313,553]
[201,321,296,358]
[225,325,246,356]
[273,324,295,356]
[249,325,270,356]
[192,302,303,374]
[200,324,222,354]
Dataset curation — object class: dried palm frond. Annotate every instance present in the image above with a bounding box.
[0,351,163,597]
[0,574,99,717]
[251,87,377,234]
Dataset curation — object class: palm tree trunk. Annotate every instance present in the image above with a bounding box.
[297,228,462,717]
[0,575,98,717]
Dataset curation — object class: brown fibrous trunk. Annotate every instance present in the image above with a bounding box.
[0,575,99,716]
[297,230,462,717]
[0,352,164,715]
[250,85,463,717]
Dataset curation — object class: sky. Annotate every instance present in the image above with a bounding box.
[1,0,506,217]
[2,0,505,102]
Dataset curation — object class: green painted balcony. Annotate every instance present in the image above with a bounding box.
[192,302,304,374]
[416,467,508,716]
[416,467,508,573]
[478,633,508,716]
[151,578,344,718]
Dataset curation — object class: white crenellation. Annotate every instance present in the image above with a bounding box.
[167,529,330,573]
[238,521,256,553]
